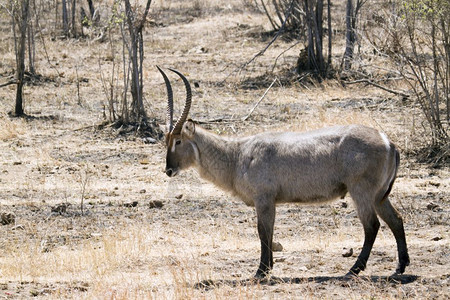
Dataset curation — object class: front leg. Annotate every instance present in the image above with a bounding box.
[254,197,276,278]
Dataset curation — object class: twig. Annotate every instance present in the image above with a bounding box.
[193,78,277,124]
[344,79,409,98]
[242,78,277,121]
[79,167,91,216]
[73,125,96,131]
[221,0,296,83]
[35,15,62,82]
[195,118,225,124]
[75,64,82,106]
[0,80,17,88]
[271,41,301,73]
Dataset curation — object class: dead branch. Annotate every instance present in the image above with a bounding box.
[0,80,17,88]
[271,41,301,72]
[222,0,296,83]
[193,78,277,125]
[242,77,278,121]
[195,118,228,124]
[344,79,409,98]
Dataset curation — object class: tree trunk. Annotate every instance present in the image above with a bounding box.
[343,0,366,71]
[327,0,332,68]
[27,16,35,74]
[62,0,69,36]
[343,0,355,70]
[123,0,152,123]
[121,24,130,124]
[71,0,76,36]
[300,0,326,78]
[314,0,325,74]
[304,0,315,71]
[15,0,31,116]
[54,0,58,33]
[125,0,143,121]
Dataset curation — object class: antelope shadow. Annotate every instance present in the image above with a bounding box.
[194,274,419,290]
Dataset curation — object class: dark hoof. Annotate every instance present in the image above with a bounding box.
[344,271,359,279]
[347,265,362,277]
[395,255,410,274]
[254,270,270,279]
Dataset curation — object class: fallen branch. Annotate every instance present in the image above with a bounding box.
[0,80,17,88]
[192,78,278,124]
[344,79,409,98]
[195,118,227,124]
[242,77,277,121]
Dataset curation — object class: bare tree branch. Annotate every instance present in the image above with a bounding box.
[344,79,409,98]
[222,0,296,83]
[242,77,278,121]
[0,80,17,88]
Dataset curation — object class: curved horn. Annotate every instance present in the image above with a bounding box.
[156,65,174,133]
[169,68,192,135]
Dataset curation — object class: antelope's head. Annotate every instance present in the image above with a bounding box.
[157,66,197,177]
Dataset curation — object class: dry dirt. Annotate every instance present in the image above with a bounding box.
[0,0,449,299]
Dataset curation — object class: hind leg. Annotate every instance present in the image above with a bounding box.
[348,187,380,275]
[375,197,410,274]
[348,209,380,275]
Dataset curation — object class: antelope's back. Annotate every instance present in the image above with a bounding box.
[234,125,393,205]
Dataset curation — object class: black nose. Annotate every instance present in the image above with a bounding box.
[165,169,173,177]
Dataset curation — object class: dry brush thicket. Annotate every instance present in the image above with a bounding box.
[0,0,449,299]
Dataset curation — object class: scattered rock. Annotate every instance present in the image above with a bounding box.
[275,257,286,262]
[431,236,443,241]
[428,181,440,187]
[107,190,120,197]
[175,194,183,200]
[426,202,442,211]
[149,200,164,209]
[123,201,138,208]
[139,158,150,165]
[341,201,348,208]
[51,203,70,214]
[189,46,208,54]
[1,212,15,225]
[139,189,146,194]
[342,247,353,257]
[142,137,157,144]
[273,241,283,252]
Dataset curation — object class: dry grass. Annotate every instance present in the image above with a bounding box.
[0,0,449,299]
[0,117,25,141]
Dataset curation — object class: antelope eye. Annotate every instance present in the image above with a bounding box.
[175,140,181,145]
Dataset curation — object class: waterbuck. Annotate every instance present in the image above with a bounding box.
[157,67,410,278]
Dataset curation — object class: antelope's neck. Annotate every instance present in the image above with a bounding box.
[191,128,237,191]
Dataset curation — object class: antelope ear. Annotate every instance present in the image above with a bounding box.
[182,120,195,139]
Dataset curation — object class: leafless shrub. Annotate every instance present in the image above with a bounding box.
[257,0,306,35]
[254,0,333,78]
[97,0,159,134]
[370,0,449,163]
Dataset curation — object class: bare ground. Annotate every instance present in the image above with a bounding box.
[0,1,449,299]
